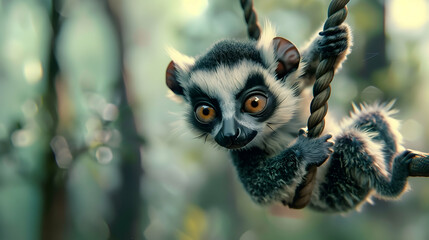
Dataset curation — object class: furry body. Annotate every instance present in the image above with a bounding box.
[166,23,422,213]
[232,103,412,212]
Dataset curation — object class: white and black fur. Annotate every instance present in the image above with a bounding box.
[166,22,425,213]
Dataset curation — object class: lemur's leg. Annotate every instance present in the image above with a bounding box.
[311,104,414,212]
[345,104,429,195]
[351,103,400,165]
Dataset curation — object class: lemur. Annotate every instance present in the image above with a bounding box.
[165,21,428,213]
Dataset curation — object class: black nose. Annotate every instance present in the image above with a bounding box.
[223,128,240,145]
[214,119,257,149]
[215,119,240,148]
[223,119,239,138]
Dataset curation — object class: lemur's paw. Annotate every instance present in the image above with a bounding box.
[395,150,419,166]
[393,150,429,177]
[296,129,333,167]
[400,150,429,177]
[318,24,350,59]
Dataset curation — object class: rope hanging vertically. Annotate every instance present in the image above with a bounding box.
[307,0,349,138]
[289,0,350,209]
[240,0,351,209]
[240,0,261,40]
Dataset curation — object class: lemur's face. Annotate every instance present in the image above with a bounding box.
[166,35,301,150]
[185,61,279,149]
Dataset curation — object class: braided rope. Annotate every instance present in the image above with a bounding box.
[239,0,350,209]
[289,0,350,209]
[308,0,349,138]
[240,0,261,40]
[409,152,429,177]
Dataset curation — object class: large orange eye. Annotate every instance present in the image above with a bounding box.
[243,94,267,114]
[195,105,216,123]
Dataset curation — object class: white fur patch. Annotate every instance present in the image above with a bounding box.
[187,60,254,123]
[339,102,406,184]
[342,101,403,151]
[337,102,400,180]
[256,21,278,74]
[342,128,389,179]
[185,59,301,151]
[167,47,195,73]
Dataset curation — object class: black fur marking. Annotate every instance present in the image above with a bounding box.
[191,40,266,71]
[235,73,266,99]
[231,133,333,205]
[231,147,302,204]
[235,73,277,122]
[187,85,222,133]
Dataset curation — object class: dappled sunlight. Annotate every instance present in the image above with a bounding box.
[23,58,43,84]
[182,0,208,17]
[11,129,34,147]
[387,0,428,32]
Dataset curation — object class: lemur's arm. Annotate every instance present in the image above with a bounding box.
[299,24,351,88]
[231,132,333,204]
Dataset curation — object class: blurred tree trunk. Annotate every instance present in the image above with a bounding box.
[40,1,68,239]
[354,0,389,102]
[41,1,147,239]
[103,1,146,239]
[359,1,387,80]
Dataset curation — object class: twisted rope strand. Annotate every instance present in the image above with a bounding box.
[238,0,350,209]
[308,3,348,138]
[289,0,350,209]
[240,0,261,40]
[408,151,429,177]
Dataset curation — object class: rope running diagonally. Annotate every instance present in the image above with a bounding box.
[240,0,261,40]
[239,0,350,209]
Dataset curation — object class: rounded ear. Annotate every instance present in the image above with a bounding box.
[272,37,300,79]
[166,61,184,96]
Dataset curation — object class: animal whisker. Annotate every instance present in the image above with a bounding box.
[277,96,289,105]
[266,121,289,125]
[194,133,208,140]
[266,124,276,132]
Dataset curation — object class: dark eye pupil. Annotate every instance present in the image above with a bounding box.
[251,98,259,108]
[202,107,210,116]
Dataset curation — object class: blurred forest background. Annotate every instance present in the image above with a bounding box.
[0,0,428,239]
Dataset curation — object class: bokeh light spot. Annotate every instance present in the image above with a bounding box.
[361,86,384,103]
[23,58,43,84]
[389,0,428,31]
[102,103,119,121]
[96,146,113,164]
[51,136,73,168]
[402,119,423,142]
[11,129,34,147]
[21,100,39,118]
[182,0,208,17]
